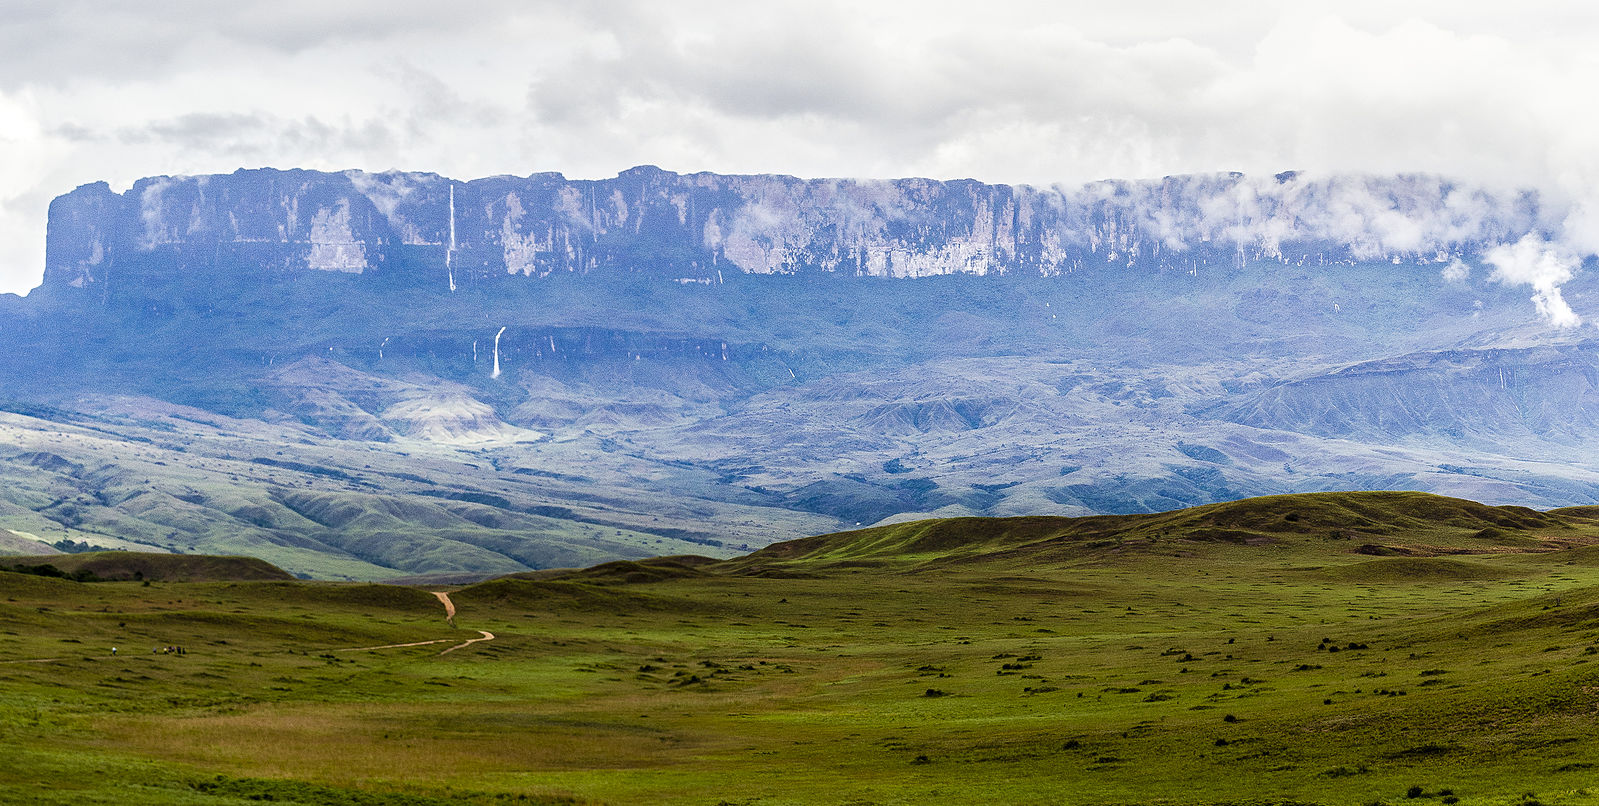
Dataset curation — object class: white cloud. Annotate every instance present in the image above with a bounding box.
[1483,234,1582,328]
[5,1,1599,300]
[1441,258,1470,283]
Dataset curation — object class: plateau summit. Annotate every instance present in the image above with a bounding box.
[48,167,1551,287]
[4,166,1599,579]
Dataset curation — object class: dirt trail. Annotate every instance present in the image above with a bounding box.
[341,589,492,655]
[338,639,450,652]
[9,589,493,662]
[439,630,495,655]
[432,591,456,624]
[431,590,493,654]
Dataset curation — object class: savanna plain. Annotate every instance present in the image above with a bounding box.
[6,492,1599,805]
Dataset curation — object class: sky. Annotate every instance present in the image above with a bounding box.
[5,0,1599,295]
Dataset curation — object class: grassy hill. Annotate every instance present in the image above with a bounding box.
[722,491,1594,573]
[9,491,1599,804]
[1,551,296,582]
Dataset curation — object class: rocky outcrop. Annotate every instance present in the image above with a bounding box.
[44,167,1551,291]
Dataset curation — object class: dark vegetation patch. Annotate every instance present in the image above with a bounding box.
[1176,442,1231,465]
[250,457,364,483]
[0,551,293,582]
[4,562,101,582]
[416,489,518,510]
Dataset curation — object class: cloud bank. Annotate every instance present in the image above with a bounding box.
[4,0,1599,318]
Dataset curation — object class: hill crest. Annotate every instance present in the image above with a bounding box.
[1,551,296,582]
[721,491,1595,573]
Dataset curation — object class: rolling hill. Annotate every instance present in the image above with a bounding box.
[719,491,1595,572]
[0,551,295,582]
[8,491,1599,804]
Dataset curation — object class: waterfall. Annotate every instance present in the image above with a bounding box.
[491,326,507,379]
[446,183,457,293]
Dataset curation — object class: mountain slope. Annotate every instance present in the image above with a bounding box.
[5,167,1599,577]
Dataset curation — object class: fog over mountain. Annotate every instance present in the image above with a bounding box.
[1,165,1597,578]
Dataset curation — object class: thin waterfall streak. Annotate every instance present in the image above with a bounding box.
[491,326,507,379]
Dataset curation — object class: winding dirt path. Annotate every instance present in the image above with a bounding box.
[339,589,493,656]
[430,591,493,654]
[439,630,495,655]
[337,639,451,653]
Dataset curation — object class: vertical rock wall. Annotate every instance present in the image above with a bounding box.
[42,166,1552,291]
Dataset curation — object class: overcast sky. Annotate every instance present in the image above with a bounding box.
[4,0,1599,294]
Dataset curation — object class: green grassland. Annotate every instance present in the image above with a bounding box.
[7,492,1599,804]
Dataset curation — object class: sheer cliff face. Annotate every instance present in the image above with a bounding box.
[43,165,1550,290]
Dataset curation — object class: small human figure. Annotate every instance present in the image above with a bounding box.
[111,647,117,656]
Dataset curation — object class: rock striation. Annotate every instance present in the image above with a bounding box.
[44,166,1550,290]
